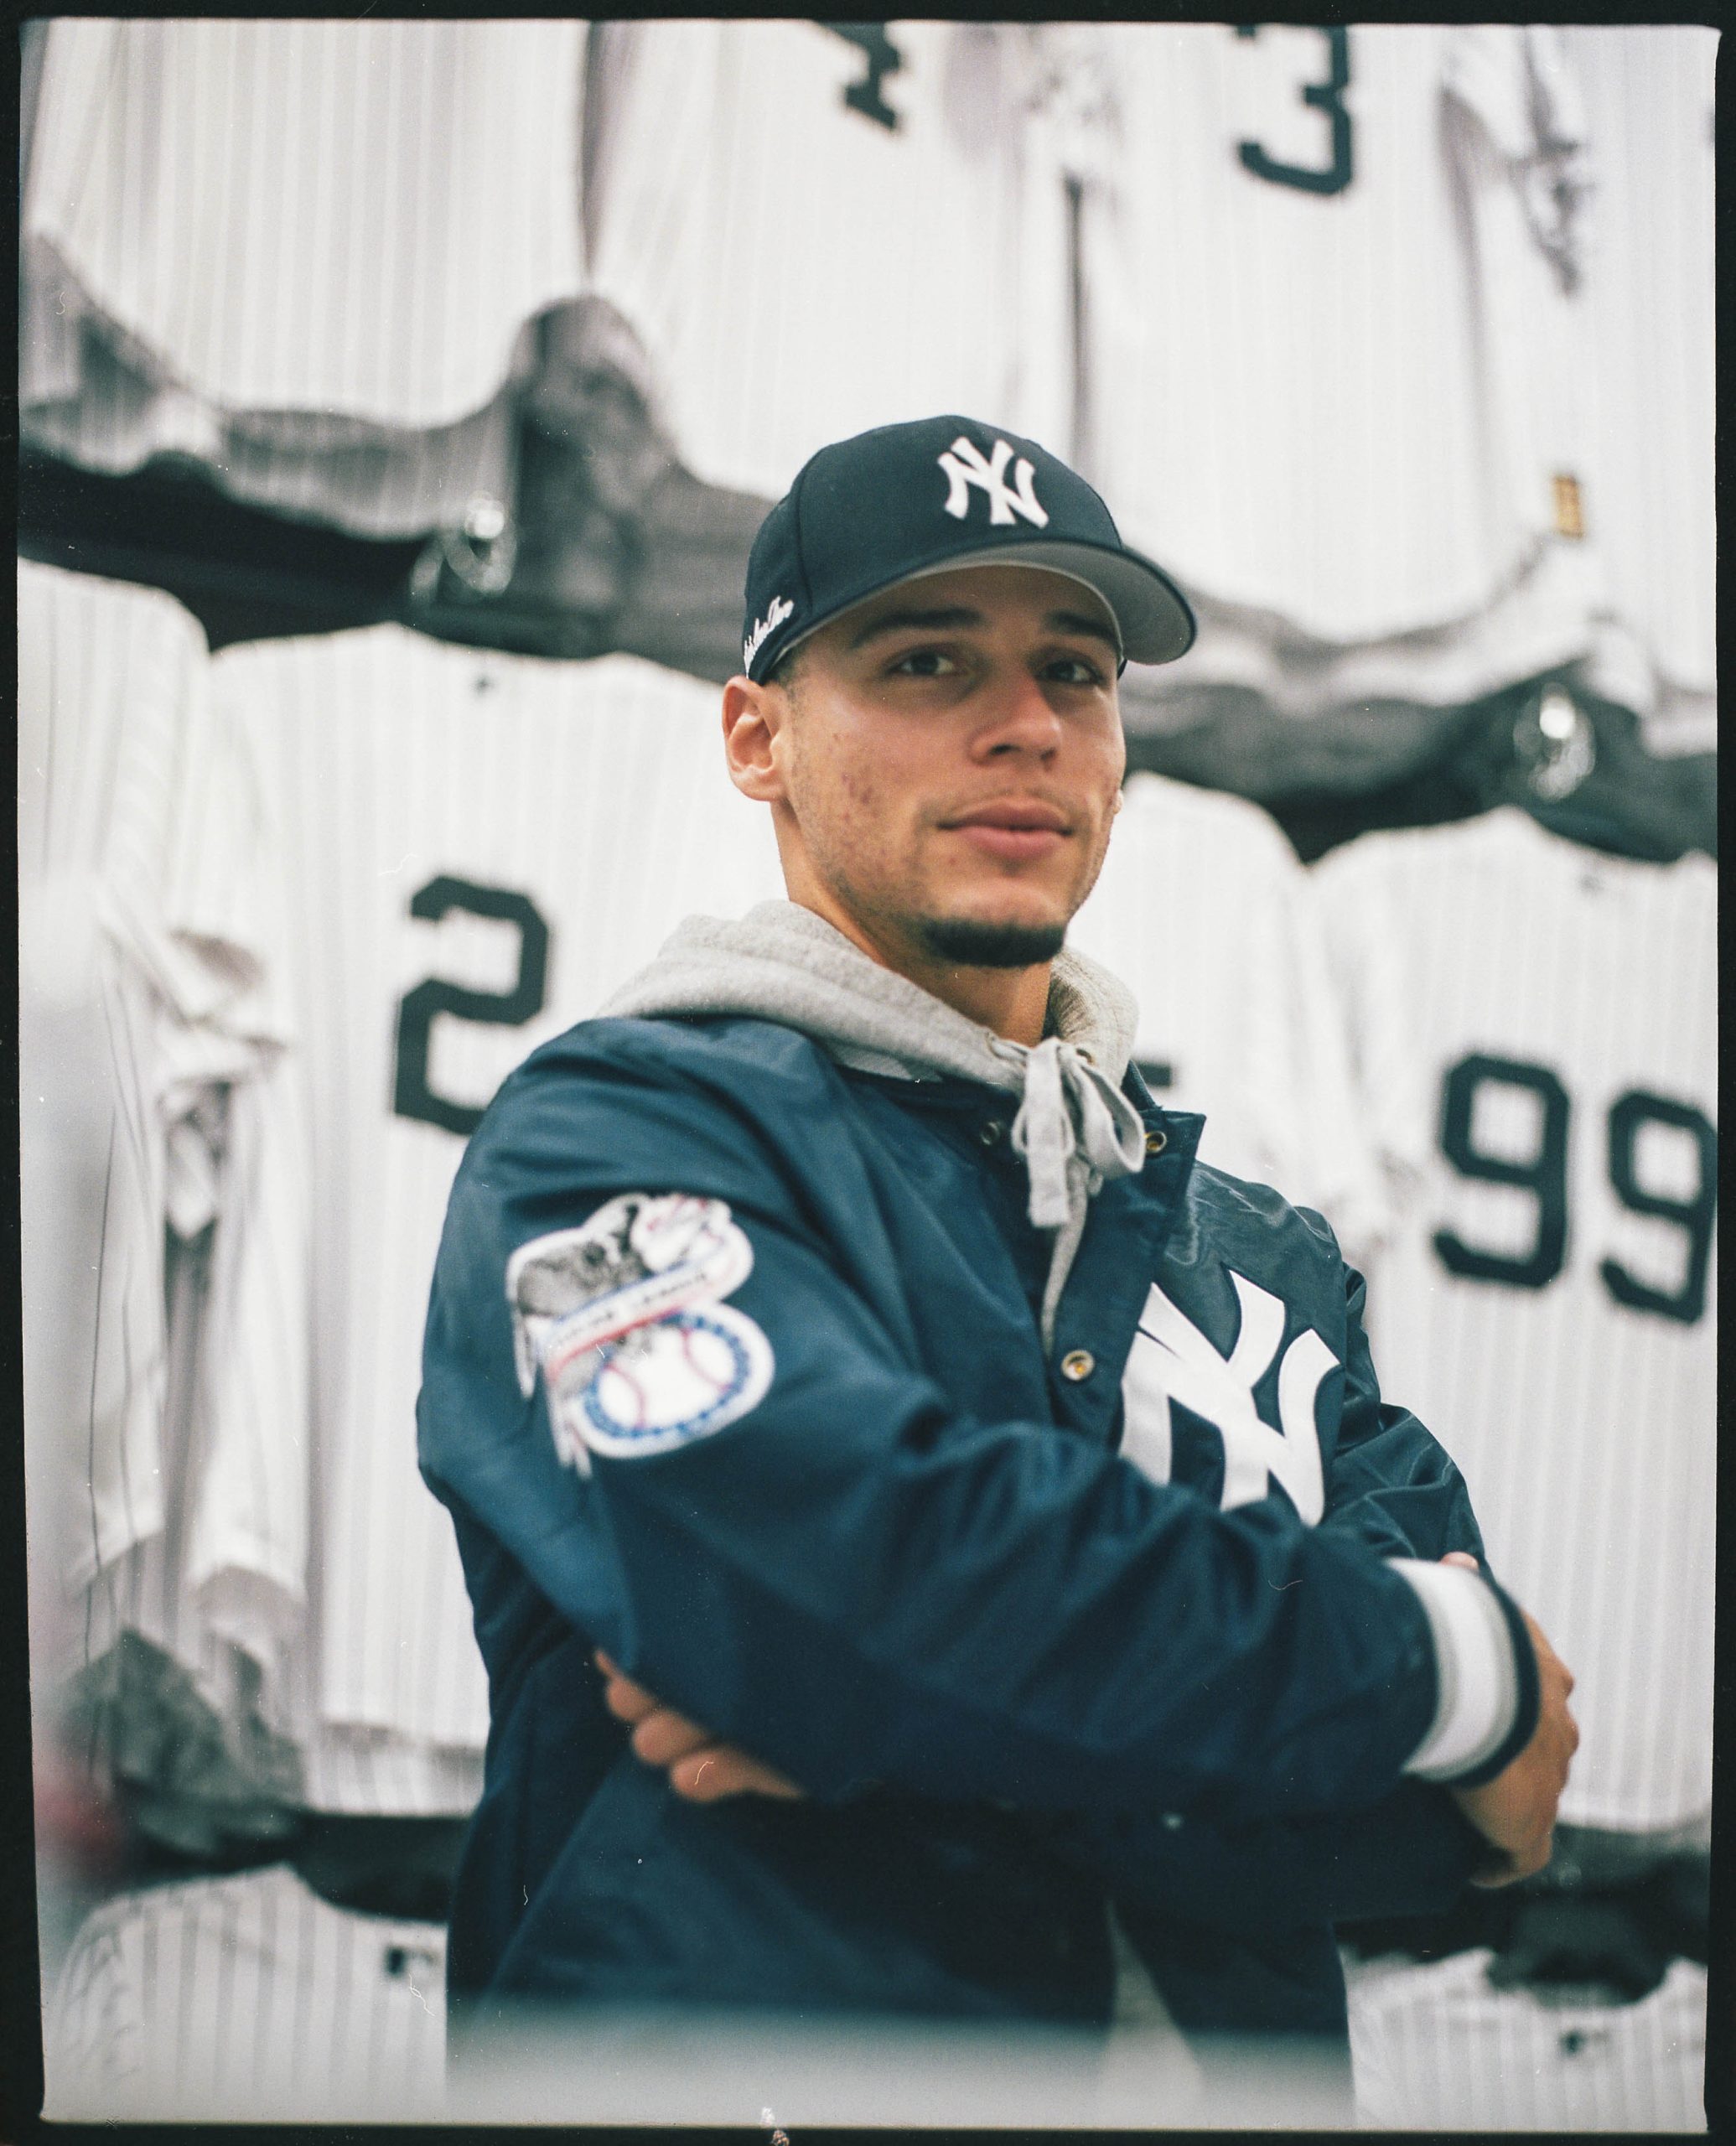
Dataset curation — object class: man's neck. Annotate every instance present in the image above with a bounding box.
[792,894,1051,1046]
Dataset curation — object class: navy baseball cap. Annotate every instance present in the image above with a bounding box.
[740,414,1195,683]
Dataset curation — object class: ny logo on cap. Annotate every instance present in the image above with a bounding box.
[937,436,1049,529]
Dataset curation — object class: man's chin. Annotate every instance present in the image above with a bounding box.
[914,914,1067,970]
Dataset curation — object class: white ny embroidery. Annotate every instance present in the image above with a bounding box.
[936,436,1049,527]
[1120,1272,1334,1524]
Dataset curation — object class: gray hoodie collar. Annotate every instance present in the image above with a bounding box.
[599,900,1148,1349]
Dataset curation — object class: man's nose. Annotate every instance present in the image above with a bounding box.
[972,669,1064,757]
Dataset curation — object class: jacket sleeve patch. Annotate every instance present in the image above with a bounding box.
[506,1194,773,1464]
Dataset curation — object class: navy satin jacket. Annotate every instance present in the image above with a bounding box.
[418,1013,1532,2042]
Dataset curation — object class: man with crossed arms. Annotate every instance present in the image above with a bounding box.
[418,417,1575,2068]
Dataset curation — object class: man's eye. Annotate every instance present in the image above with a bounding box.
[1045,654,1108,687]
[889,648,958,678]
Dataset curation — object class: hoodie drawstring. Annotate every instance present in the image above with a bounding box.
[1005,1034,1149,1346]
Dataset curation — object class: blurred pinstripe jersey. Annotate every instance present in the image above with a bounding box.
[204,630,785,1809]
[1066,773,1379,1245]
[20,19,588,537]
[584,20,1075,498]
[1081,25,1595,654]
[23,19,586,427]
[1567,26,1717,754]
[1345,1947,1706,2132]
[1311,811,1716,1834]
[18,564,274,1673]
[44,1865,447,2121]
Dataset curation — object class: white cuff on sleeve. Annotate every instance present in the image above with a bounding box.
[1389,1558,1520,1782]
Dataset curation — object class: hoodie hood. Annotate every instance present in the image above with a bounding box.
[599,900,1148,1348]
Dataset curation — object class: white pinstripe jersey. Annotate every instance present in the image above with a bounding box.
[1567,27,1718,754]
[1066,773,1379,1245]
[1345,1947,1706,2133]
[24,19,586,428]
[584,20,1075,499]
[44,1865,447,2122]
[18,564,275,1685]
[1311,811,1716,1833]
[73,1055,315,1780]
[1081,25,1597,655]
[204,630,785,1808]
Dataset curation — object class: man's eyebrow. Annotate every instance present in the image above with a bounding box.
[847,605,982,651]
[845,604,1122,655]
[1046,609,1122,655]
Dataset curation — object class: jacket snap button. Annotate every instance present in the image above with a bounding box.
[978,1119,1006,1146]
[1060,1349,1095,1382]
[1144,1129,1167,1156]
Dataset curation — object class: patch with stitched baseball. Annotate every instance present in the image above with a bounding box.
[507,1194,773,1466]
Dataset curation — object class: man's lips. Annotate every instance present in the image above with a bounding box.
[940,801,1073,862]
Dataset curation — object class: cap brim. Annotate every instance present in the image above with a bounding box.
[903,542,1195,665]
[761,534,1196,681]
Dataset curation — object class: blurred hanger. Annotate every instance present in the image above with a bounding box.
[1498,676,1715,864]
[404,295,764,680]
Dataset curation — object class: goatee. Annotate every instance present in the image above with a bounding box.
[915,915,1066,970]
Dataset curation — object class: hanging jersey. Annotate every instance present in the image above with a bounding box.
[1565,26,1717,754]
[70,1054,317,1810]
[22,19,586,432]
[1311,811,1716,1832]
[44,1865,448,2122]
[1345,1948,1707,2133]
[1083,24,1597,658]
[1067,774,1379,1244]
[584,21,1074,496]
[18,563,273,1667]
[205,630,786,1804]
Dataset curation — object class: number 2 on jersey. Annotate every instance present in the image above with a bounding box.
[1433,1053,1715,1325]
[393,876,551,1137]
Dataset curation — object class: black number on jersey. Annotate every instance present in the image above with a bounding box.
[1433,1055,1716,1324]
[1600,1090,1718,1326]
[1434,1055,1570,1290]
[818,24,903,131]
[393,877,551,1138]
[1234,25,1354,196]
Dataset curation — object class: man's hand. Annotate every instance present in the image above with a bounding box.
[1436,1552,1578,1888]
[596,1651,806,1804]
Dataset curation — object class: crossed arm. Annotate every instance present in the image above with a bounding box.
[428,1045,1577,1925]
[588,1264,1578,1901]
[597,1551,1577,1899]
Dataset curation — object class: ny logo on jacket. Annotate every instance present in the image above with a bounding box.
[1122,1273,1334,1523]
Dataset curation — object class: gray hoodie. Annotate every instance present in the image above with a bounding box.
[600,899,1151,1350]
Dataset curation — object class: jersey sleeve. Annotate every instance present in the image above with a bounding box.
[1306,837,1438,1272]
[44,1897,143,2112]
[1275,865,1399,1264]
[18,565,286,1605]
[419,1029,1522,1825]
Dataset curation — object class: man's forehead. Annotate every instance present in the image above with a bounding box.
[838,562,1122,647]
